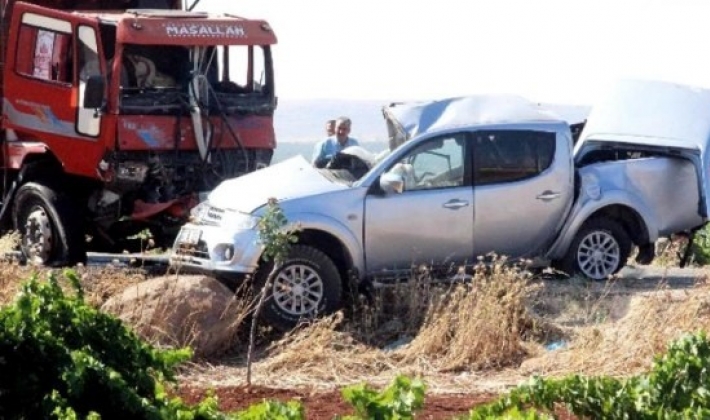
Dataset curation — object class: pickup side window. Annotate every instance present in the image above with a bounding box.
[16,21,72,84]
[387,133,466,191]
[473,130,555,185]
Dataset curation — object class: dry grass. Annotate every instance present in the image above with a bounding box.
[261,312,391,379]
[0,232,150,306]
[3,238,710,394]
[191,257,710,392]
[0,263,39,306]
[247,258,557,384]
[394,261,541,371]
[0,263,150,307]
[523,276,710,378]
[76,265,149,306]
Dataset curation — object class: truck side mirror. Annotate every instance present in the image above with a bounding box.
[83,75,105,109]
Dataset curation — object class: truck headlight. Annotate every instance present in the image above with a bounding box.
[116,161,149,183]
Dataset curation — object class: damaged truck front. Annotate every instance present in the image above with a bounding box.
[171,79,709,330]
[0,0,277,264]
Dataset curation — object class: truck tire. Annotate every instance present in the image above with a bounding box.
[560,217,631,281]
[13,182,86,266]
[254,245,342,331]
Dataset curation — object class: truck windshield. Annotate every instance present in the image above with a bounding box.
[118,43,274,116]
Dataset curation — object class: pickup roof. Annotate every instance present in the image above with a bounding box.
[171,79,709,330]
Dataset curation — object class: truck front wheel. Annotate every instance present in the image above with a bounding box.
[254,244,342,331]
[560,217,632,280]
[13,182,86,266]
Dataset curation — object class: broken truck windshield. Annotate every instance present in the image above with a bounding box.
[117,43,273,115]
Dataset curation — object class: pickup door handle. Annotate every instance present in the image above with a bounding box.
[536,191,562,201]
[442,199,469,210]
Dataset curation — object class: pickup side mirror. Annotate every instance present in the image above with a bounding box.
[379,172,404,194]
[83,75,105,109]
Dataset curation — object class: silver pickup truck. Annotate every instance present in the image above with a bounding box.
[171,79,710,329]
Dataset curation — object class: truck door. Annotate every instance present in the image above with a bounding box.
[364,133,473,277]
[3,5,104,177]
[471,129,574,259]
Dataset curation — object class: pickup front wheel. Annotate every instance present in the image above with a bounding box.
[255,245,342,331]
[560,217,631,280]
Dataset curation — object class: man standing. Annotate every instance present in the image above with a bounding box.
[325,119,336,137]
[312,117,360,168]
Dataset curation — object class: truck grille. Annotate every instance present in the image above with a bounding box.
[109,148,273,199]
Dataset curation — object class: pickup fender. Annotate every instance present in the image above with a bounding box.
[546,187,658,261]
[282,211,365,279]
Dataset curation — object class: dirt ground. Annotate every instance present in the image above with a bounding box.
[177,385,497,419]
[175,385,582,419]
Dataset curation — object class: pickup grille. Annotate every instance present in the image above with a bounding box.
[173,241,209,259]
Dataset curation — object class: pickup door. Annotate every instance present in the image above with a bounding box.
[364,132,473,277]
[471,129,574,259]
[364,127,574,278]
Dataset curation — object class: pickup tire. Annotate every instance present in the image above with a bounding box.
[13,182,86,266]
[560,217,631,280]
[254,245,342,331]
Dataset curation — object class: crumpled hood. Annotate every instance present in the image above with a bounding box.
[207,155,349,213]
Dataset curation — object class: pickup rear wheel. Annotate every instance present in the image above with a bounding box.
[255,245,342,331]
[13,182,86,266]
[561,217,631,280]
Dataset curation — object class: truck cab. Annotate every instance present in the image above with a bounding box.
[0,0,278,264]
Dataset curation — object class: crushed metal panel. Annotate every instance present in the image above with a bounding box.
[382,96,588,152]
[576,79,710,224]
[581,157,704,235]
[207,155,349,213]
[577,79,710,150]
[383,95,564,141]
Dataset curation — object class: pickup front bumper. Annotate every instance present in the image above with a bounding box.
[169,222,263,276]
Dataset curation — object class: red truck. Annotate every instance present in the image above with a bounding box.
[0,0,278,265]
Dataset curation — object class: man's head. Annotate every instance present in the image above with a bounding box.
[326,119,336,137]
[335,117,352,145]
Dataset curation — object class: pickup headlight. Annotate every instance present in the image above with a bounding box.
[224,212,259,230]
[189,202,212,224]
[190,202,227,226]
[190,201,258,230]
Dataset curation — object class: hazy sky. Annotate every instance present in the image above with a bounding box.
[197,0,710,105]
